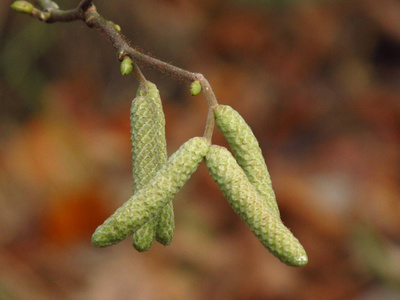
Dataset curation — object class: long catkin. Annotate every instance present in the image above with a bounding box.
[130,94,158,251]
[92,137,210,247]
[205,145,307,267]
[136,81,174,246]
[214,105,280,217]
[130,82,174,251]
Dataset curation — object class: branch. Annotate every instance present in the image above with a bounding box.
[13,0,219,138]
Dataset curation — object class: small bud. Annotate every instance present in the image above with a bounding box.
[120,57,133,75]
[190,80,202,96]
[11,1,34,14]
[108,21,121,32]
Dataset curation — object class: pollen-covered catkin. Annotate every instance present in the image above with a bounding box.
[214,105,280,218]
[91,137,210,248]
[135,81,174,246]
[205,145,307,267]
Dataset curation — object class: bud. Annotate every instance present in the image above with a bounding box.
[190,80,202,96]
[205,145,308,267]
[11,1,34,14]
[120,56,133,75]
[108,20,121,32]
[113,23,121,32]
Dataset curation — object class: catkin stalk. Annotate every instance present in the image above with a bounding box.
[214,105,280,217]
[92,137,210,247]
[205,145,307,267]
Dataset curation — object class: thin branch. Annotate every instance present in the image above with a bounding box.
[19,0,219,137]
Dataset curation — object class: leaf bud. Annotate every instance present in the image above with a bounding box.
[11,1,34,14]
[120,56,133,75]
[190,80,202,96]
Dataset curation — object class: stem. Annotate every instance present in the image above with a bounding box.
[203,107,215,141]
[132,63,148,94]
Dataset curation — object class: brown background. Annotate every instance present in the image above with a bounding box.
[1,0,400,299]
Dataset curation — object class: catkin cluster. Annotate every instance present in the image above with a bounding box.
[92,136,210,247]
[91,80,307,267]
[207,105,307,267]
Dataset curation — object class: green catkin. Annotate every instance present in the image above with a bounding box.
[205,145,307,267]
[130,95,160,191]
[136,81,175,246]
[130,81,174,250]
[91,137,210,248]
[214,105,280,218]
[129,95,158,251]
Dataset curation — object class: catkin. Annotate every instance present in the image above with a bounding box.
[139,81,175,246]
[92,137,210,248]
[214,105,280,217]
[130,95,161,192]
[130,94,158,251]
[130,81,174,250]
[205,145,307,267]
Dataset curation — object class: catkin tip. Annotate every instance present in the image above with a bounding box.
[91,231,110,248]
[289,253,308,267]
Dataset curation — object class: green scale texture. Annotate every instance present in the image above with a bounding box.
[136,82,174,245]
[130,94,158,251]
[205,145,308,267]
[214,105,280,218]
[92,137,210,247]
[130,82,174,250]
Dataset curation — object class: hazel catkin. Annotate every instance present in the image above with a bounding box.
[91,137,210,248]
[214,105,280,218]
[129,95,159,251]
[130,82,174,250]
[205,145,307,267]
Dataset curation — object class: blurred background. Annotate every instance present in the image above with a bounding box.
[1,0,400,299]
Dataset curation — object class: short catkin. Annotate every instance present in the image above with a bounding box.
[91,137,210,248]
[214,105,280,218]
[205,145,307,267]
[136,81,175,246]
